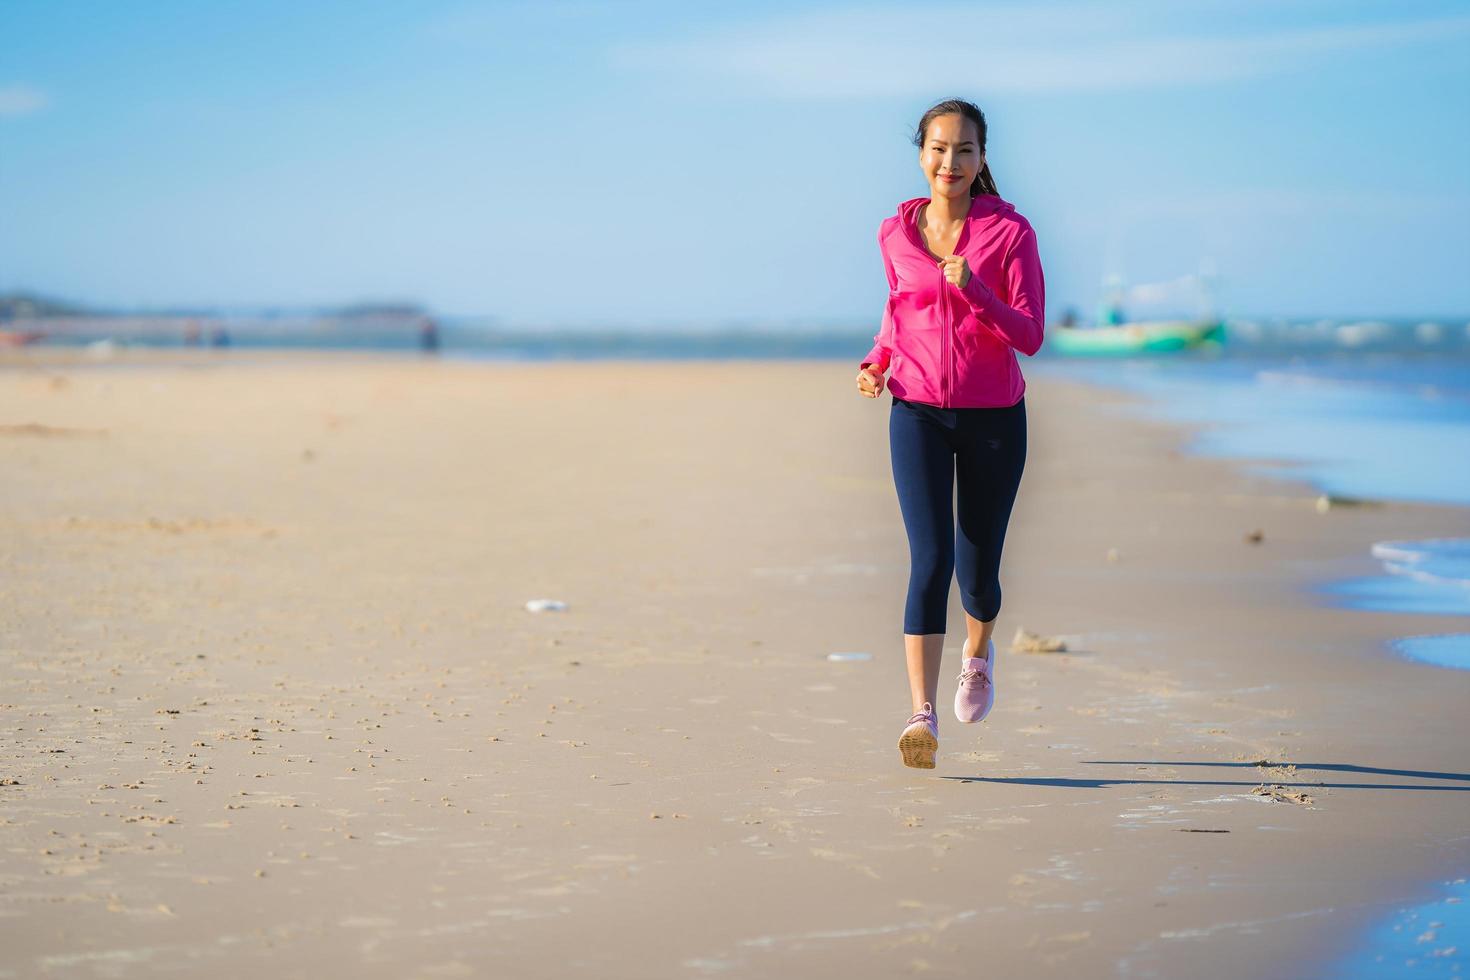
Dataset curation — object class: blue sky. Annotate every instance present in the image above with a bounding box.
[2,0,1467,326]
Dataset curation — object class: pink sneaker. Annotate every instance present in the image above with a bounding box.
[954,639,995,723]
[898,702,939,769]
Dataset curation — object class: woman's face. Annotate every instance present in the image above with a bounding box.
[920,113,984,201]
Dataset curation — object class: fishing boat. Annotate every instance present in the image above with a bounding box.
[1048,266,1226,355]
[1048,318,1225,356]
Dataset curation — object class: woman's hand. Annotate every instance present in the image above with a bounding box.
[857,366,885,398]
[941,255,972,289]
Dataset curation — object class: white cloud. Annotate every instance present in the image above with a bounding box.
[0,84,49,117]
[606,5,1470,97]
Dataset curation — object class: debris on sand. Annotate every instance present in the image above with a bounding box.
[525,599,567,613]
[1315,493,1382,513]
[1244,529,1264,544]
[1252,784,1314,806]
[1011,628,1068,654]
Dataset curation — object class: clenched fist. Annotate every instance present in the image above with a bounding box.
[940,254,972,289]
[856,366,885,398]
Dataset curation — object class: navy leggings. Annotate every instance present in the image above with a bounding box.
[889,395,1027,635]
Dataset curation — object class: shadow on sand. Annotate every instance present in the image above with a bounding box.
[940,759,1470,789]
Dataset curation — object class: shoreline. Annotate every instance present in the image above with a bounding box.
[1031,355,1470,509]
[1029,359,1470,677]
[1011,369,1470,975]
[2,354,1467,977]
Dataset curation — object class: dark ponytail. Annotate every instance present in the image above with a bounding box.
[912,98,998,197]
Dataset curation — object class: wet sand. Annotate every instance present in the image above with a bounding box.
[1,350,1467,978]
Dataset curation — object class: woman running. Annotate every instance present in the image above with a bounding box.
[855,98,1045,770]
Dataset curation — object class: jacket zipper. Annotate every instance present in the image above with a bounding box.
[939,263,951,408]
[902,202,969,408]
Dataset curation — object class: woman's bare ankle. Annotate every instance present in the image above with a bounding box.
[962,636,992,662]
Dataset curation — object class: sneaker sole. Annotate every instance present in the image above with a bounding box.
[898,724,938,769]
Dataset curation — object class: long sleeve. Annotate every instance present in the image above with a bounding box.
[860,230,898,373]
[957,225,1045,356]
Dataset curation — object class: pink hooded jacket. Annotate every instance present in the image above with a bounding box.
[861,193,1045,408]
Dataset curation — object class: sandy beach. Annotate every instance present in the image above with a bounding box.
[2,350,1467,978]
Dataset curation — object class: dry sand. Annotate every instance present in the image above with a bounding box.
[1,350,1467,978]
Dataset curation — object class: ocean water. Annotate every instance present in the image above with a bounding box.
[1033,346,1470,673]
[1325,539,1470,618]
[1335,877,1470,978]
[1034,353,1470,507]
[1388,635,1470,671]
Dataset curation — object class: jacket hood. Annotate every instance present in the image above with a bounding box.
[897,193,1015,225]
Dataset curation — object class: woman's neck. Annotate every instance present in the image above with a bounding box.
[924,194,972,226]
